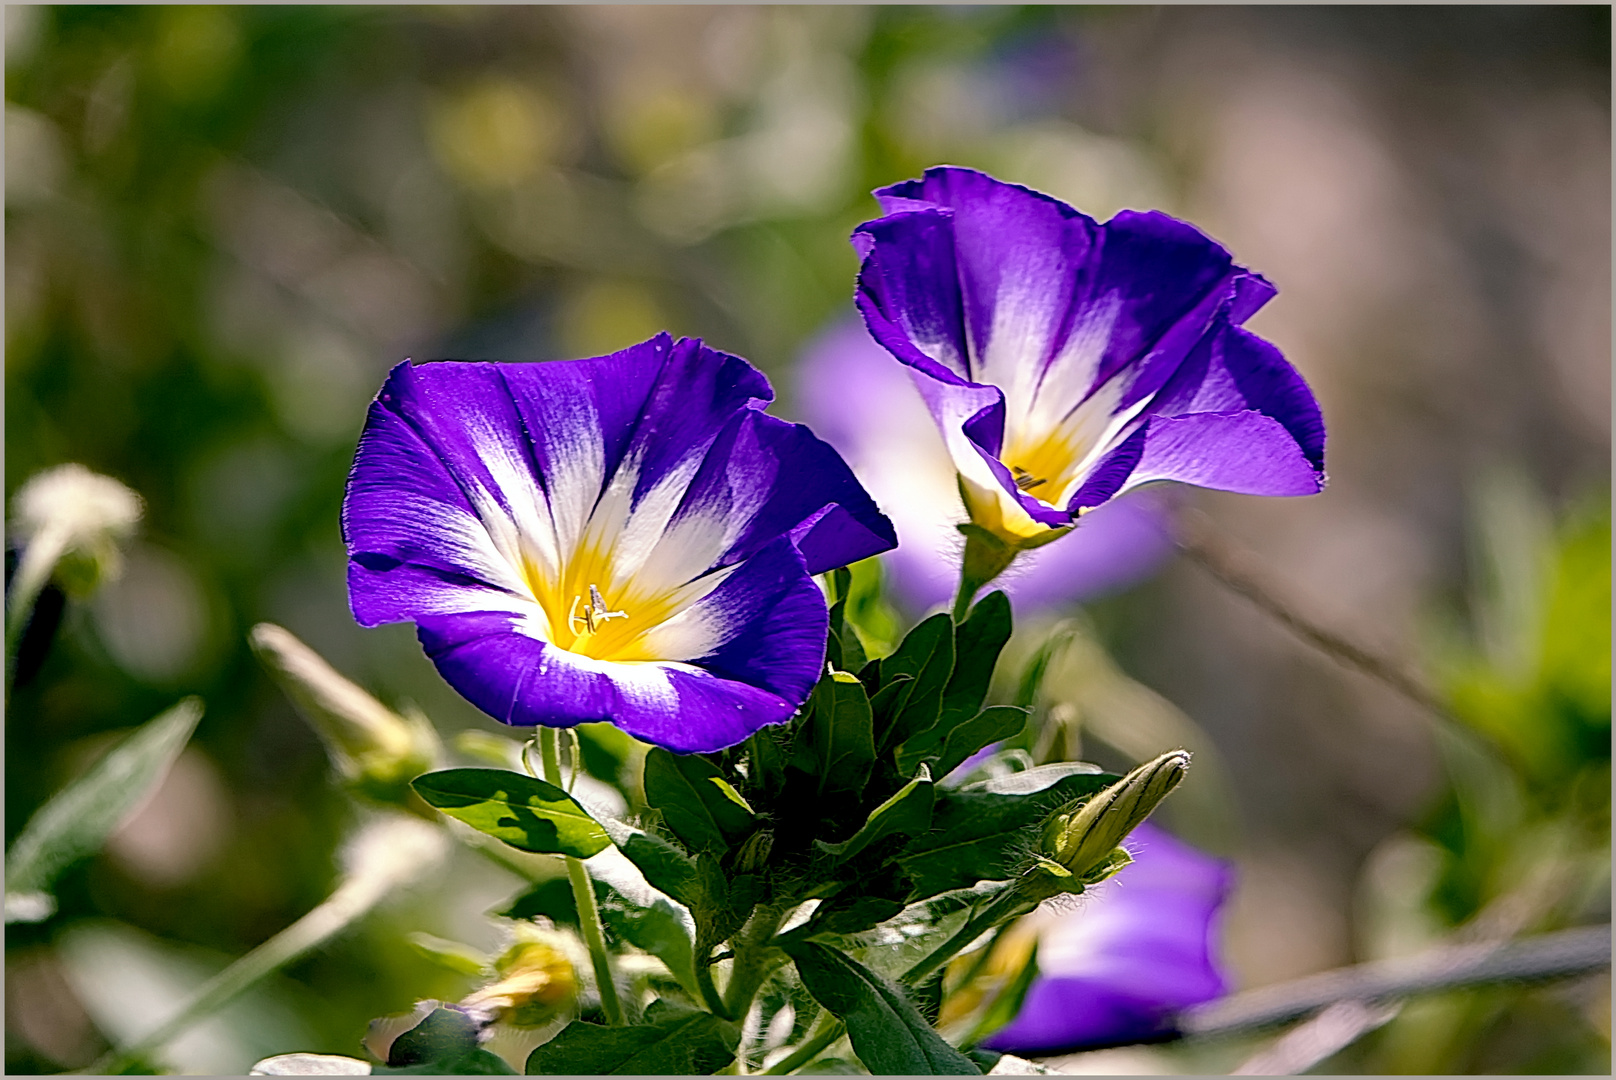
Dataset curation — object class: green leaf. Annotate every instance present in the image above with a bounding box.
[525,1000,738,1075]
[873,614,954,752]
[386,1007,480,1067]
[893,597,1011,771]
[643,749,755,854]
[375,1049,516,1075]
[501,876,699,1000]
[809,670,875,797]
[405,932,488,976]
[497,875,606,922]
[964,762,1105,795]
[816,764,934,863]
[941,590,1012,725]
[690,854,761,953]
[898,767,1116,900]
[6,698,203,899]
[412,768,609,858]
[575,722,636,784]
[787,941,980,1075]
[827,596,868,674]
[601,819,699,908]
[799,863,913,938]
[922,706,1028,781]
[745,728,787,802]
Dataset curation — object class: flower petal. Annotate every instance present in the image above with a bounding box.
[344,362,539,626]
[794,319,1175,613]
[981,823,1233,1054]
[669,410,897,578]
[413,540,824,752]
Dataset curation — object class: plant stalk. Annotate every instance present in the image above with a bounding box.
[695,954,732,1019]
[724,905,787,1021]
[4,527,65,699]
[540,726,624,1026]
[760,1010,845,1075]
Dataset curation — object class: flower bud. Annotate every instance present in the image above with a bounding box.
[10,464,142,598]
[1039,750,1189,885]
[460,925,578,1029]
[734,828,773,873]
[249,623,439,803]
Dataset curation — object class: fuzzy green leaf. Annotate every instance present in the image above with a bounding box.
[816,764,934,863]
[918,706,1028,781]
[897,767,1116,899]
[412,768,609,858]
[787,941,979,1075]
[873,614,954,752]
[601,819,699,908]
[809,670,875,797]
[644,748,755,854]
[6,698,203,901]
[525,1000,738,1075]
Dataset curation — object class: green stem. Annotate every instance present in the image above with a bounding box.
[951,574,977,624]
[724,905,787,1021]
[903,884,1046,988]
[952,524,1018,624]
[541,727,624,1026]
[695,956,732,1019]
[760,1010,845,1075]
[5,528,64,700]
[88,840,410,1073]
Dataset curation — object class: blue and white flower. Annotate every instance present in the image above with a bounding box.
[342,334,895,753]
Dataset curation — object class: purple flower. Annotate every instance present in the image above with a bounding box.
[981,823,1233,1054]
[796,318,1176,615]
[853,167,1325,565]
[342,334,895,753]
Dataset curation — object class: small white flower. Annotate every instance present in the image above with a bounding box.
[12,463,142,552]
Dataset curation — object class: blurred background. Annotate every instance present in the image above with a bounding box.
[6,6,1608,1074]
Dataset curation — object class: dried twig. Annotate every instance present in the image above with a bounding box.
[1174,510,1447,717]
[1177,923,1611,1040]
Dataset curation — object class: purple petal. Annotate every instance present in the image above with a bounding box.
[852,166,1325,540]
[675,409,897,577]
[981,824,1234,1054]
[413,539,824,753]
[793,319,1175,614]
[344,335,894,752]
[1146,323,1326,478]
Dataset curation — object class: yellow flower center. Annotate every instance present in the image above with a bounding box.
[517,544,681,663]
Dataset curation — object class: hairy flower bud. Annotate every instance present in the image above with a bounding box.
[250,623,439,803]
[1038,750,1190,885]
[461,925,578,1029]
[9,464,142,599]
[734,828,774,873]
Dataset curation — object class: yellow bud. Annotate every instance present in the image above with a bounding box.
[1041,750,1189,884]
[461,926,578,1029]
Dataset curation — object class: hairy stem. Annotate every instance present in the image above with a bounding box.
[760,1010,846,1075]
[903,886,1043,988]
[695,954,732,1020]
[540,726,623,1026]
[724,905,787,1022]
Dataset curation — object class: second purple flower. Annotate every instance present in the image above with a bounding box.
[854,167,1325,583]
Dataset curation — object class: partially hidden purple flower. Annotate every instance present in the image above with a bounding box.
[342,333,896,753]
[981,823,1234,1054]
[796,317,1176,616]
[854,167,1325,565]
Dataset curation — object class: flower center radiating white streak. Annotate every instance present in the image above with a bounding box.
[459,418,759,664]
